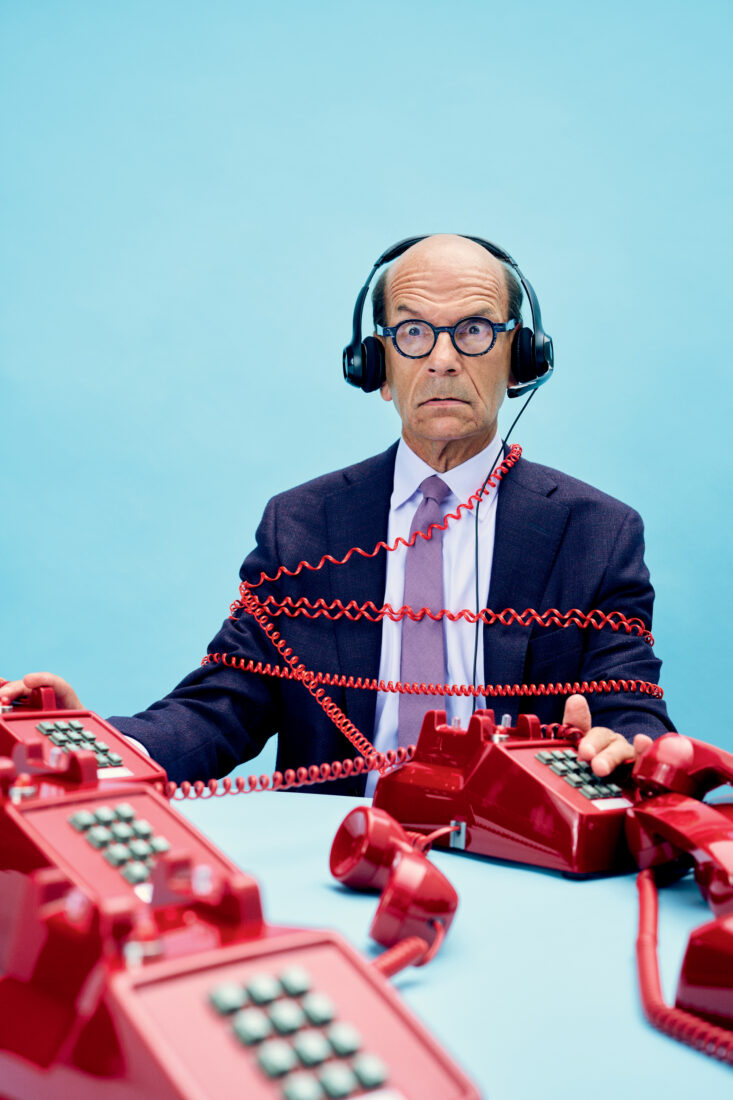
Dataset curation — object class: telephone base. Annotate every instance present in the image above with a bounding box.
[374,710,634,876]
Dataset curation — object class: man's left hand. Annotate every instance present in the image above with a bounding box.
[562,694,652,776]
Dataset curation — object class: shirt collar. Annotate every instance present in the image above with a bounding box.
[391,435,507,511]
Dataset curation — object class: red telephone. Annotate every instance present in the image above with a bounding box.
[0,693,481,1100]
[372,708,733,1064]
[373,707,635,876]
[0,688,168,787]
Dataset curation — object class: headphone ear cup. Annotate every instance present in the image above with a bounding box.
[360,336,386,393]
[511,326,537,385]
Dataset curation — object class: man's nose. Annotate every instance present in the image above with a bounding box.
[427,331,461,372]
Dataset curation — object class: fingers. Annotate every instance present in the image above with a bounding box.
[562,693,592,733]
[577,726,636,776]
[0,679,31,705]
[0,672,83,710]
[633,734,653,757]
[566,697,650,778]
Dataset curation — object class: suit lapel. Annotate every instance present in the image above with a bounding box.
[484,457,570,707]
[323,443,397,739]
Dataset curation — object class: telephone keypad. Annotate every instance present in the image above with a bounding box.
[536,748,624,799]
[209,966,393,1097]
[35,719,126,770]
[67,802,172,886]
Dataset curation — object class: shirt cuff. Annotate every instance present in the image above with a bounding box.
[123,733,151,758]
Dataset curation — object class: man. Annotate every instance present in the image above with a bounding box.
[1,235,675,792]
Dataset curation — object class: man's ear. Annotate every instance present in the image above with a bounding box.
[374,331,392,402]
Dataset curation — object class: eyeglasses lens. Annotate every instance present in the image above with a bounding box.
[394,321,434,356]
[454,318,494,354]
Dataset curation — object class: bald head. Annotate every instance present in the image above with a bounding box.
[372,234,523,329]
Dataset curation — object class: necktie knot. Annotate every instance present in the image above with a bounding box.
[419,475,450,506]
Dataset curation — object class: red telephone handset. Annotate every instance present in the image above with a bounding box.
[330,806,459,962]
[623,734,733,1059]
[632,731,733,802]
[627,733,733,917]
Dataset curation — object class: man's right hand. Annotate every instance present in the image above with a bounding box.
[0,672,83,710]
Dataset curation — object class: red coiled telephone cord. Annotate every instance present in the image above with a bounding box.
[199,444,662,768]
[164,722,583,800]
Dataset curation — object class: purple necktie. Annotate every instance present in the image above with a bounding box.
[398,475,451,748]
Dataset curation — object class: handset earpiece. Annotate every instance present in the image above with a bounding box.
[330,806,414,890]
[369,849,458,951]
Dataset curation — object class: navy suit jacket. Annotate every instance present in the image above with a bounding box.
[110,443,675,792]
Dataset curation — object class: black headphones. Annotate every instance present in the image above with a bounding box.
[342,234,554,398]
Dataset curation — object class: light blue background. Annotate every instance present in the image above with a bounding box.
[2,0,732,769]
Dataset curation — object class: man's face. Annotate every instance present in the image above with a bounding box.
[379,236,514,471]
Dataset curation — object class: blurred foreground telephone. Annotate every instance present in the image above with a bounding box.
[373,708,733,1064]
[0,690,480,1100]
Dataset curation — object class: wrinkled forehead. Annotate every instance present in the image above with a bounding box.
[386,235,508,317]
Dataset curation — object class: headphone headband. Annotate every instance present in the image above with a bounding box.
[343,233,554,398]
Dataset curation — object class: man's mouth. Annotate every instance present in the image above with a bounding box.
[420,397,469,406]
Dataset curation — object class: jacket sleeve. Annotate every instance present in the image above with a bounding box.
[108,498,285,783]
[573,507,676,740]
